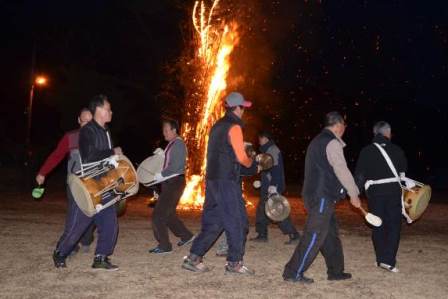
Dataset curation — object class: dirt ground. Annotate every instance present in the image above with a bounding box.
[1,189,447,299]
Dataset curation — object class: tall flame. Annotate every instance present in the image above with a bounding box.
[179,0,239,209]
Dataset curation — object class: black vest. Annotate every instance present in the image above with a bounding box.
[206,112,244,181]
[302,129,345,203]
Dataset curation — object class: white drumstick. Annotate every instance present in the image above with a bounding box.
[359,206,382,227]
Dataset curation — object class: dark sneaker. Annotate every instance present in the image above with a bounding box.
[225,262,255,275]
[283,274,314,284]
[92,255,119,271]
[182,255,211,273]
[148,246,173,255]
[177,235,195,247]
[52,250,66,268]
[284,233,300,245]
[328,272,352,281]
[249,234,268,242]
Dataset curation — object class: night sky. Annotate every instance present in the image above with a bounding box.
[1,0,447,189]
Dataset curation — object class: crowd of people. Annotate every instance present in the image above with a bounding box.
[36,91,409,284]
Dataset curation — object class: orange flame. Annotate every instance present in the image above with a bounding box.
[179,0,239,209]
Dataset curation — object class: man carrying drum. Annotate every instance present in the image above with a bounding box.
[53,95,123,271]
[355,121,409,273]
[148,119,194,254]
[36,108,95,256]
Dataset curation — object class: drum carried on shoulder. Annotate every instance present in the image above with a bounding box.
[403,182,432,221]
[68,155,139,217]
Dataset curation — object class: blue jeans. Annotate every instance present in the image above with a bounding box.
[190,179,248,262]
[57,188,118,257]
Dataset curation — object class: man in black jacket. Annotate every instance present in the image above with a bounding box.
[53,95,122,271]
[283,112,361,284]
[355,121,408,273]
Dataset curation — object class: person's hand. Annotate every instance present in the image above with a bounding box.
[268,185,277,195]
[350,196,361,209]
[113,147,123,155]
[36,174,45,185]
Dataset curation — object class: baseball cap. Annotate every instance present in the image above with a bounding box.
[225,92,252,108]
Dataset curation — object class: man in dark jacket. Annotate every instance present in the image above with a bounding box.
[355,121,408,273]
[283,112,361,284]
[182,92,255,275]
[250,131,300,244]
[52,95,122,271]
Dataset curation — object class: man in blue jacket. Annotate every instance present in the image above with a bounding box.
[250,131,300,244]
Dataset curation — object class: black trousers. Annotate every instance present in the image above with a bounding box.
[367,193,402,267]
[255,193,298,236]
[152,176,193,251]
[283,198,344,278]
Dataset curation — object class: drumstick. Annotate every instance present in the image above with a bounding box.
[358,206,368,216]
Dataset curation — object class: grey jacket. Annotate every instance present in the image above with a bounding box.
[161,137,187,177]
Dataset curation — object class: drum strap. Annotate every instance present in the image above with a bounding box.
[371,143,413,223]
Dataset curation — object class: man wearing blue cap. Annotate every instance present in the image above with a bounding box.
[182,92,255,275]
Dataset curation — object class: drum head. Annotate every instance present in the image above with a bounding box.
[68,174,96,217]
[265,194,291,222]
[405,185,431,221]
[137,153,164,186]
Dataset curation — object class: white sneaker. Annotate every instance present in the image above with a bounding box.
[379,263,399,273]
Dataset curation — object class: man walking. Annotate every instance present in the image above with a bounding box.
[149,119,194,254]
[36,108,95,254]
[250,131,300,244]
[355,121,408,273]
[283,112,361,283]
[52,95,123,270]
[182,92,254,275]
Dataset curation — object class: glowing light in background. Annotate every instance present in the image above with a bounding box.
[35,76,48,86]
[178,0,240,209]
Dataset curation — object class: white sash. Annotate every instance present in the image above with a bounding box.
[372,143,413,223]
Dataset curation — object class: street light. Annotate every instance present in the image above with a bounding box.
[25,75,48,165]
[35,76,47,86]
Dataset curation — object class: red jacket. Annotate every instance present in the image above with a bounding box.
[38,130,80,176]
